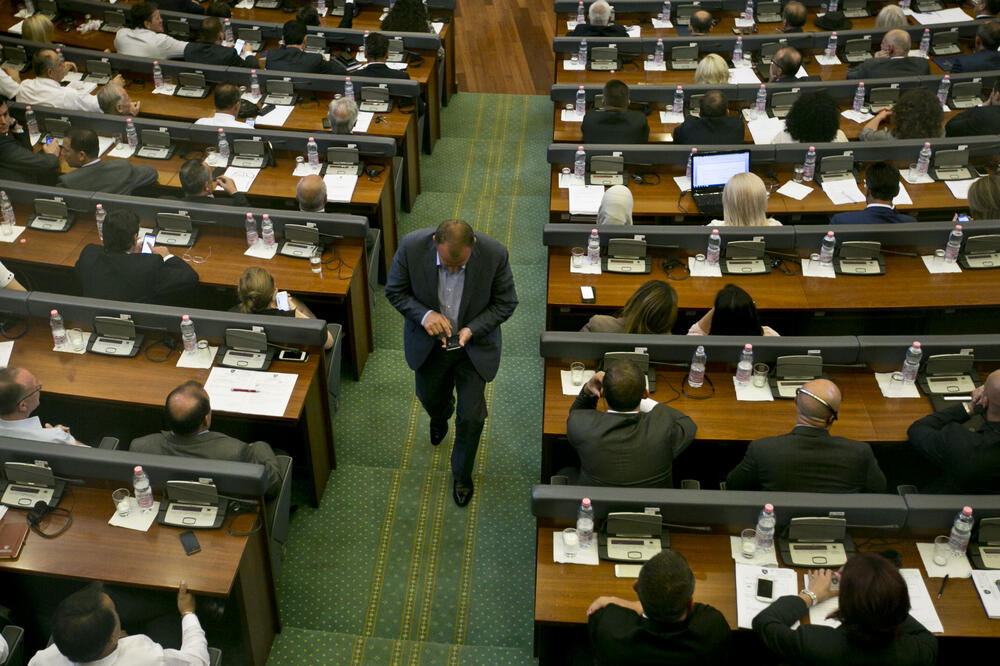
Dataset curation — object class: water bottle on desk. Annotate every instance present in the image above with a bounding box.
[852,82,865,112]
[733,36,743,66]
[153,61,164,89]
[249,69,261,97]
[802,146,817,182]
[262,214,275,246]
[344,77,355,101]
[218,128,230,161]
[125,117,138,148]
[825,32,838,58]
[819,230,836,264]
[318,0,327,15]
[578,39,588,66]
[24,0,35,15]
[900,0,911,8]
[654,39,665,65]
[754,84,767,116]
[577,497,594,548]
[672,84,683,113]
[744,0,754,22]
[687,346,707,388]
[706,228,721,265]
[95,203,105,241]
[937,75,951,106]
[180,315,197,352]
[915,142,932,176]
[827,0,839,11]
[133,466,154,512]
[944,224,963,263]
[900,341,922,383]
[24,105,39,138]
[735,344,754,386]
[949,506,973,556]
[919,28,931,57]
[686,147,697,180]
[223,18,234,43]
[576,0,585,24]
[660,0,671,21]
[756,504,776,552]
[50,309,66,347]
[575,85,586,115]
[574,145,586,178]
[0,191,15,232]
[307,137,320,166]
[245,212,259,247]
[587,228,600,264]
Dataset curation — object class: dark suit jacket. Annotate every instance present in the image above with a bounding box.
[57,159,158,195]
[949,48,1000,74]
[581,109,649,144]
[907,404,1000,494]
[589,603,730,666]
[725,425,886,493]
[566,391,697,487]
[384,228,518,381]
[130,430,281,496]
[830,205,916,225]
[753,596,938,666]
[568,23,629,37]
[846,56,930,80]
[184,42,258,68]
[945,104,1000,137]
[355,62,411,80]
[673,115,745,145]
[156,0,204,14]
[183,192,249,207]
[0,133,60,184]
[75,245,198,305]
[261,46,346,75]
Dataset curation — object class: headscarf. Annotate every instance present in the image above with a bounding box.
[597,185,633,225]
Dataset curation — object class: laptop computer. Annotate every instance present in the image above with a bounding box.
[690,151,750,216]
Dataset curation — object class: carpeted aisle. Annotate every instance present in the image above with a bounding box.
[266,93,553,665]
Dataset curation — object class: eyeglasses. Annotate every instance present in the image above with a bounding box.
[19,384,42,403]
[796,387,838,421]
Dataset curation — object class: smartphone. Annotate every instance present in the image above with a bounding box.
[445,335,462,351]
[580,285,595,304]
[141,233,155,254]
[233,38,246,55]
[957,214,971,222]
[179,530,201,556]
[276,290,290,311]
[278,349,308,362]
[830,572,840,592]
[755,576,775,602]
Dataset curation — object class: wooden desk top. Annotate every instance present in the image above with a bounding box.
[534,527,1000,637]
[0,486,252,596]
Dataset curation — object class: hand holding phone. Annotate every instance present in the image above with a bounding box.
[276,290,291,311]
[141,233,155,254]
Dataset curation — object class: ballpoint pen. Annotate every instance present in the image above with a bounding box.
[937,574,949,599]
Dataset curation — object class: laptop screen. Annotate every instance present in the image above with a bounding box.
[691,151,750,190]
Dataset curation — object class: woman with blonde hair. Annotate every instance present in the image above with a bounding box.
[582,280,678,334]
[694,53,728,85]
[711,172,781,227]
[234,267,334,349]
[22,14,55,44]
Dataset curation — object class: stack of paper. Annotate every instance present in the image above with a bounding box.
[735,564,797,629]
[352,111,374,133]
[568,185,605,215]
[203,367,297,417]
[728,67,761,84]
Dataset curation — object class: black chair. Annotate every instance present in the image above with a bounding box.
[1,625,24,666]
[264,455,293,579]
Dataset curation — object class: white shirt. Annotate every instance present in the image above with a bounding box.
[0,67,19,98]
[194,112,248,128]
[29,613,209,666]
[0,633,7,664]
[114,28,187,61]
[16,78,102,114]
[0,416,81,446]
[707,218,783,227]
[0,260,14,288]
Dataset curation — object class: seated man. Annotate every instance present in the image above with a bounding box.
[261,20,346,75]
[0,66,19,98]
[949,20,1000,73]
[673,90,744,144]
[16,51,122,114]
[0,367,83,446]
[58,128,158,195]
[581,79,649,144]
[29,582,209,665]
[179,158,248,206]
[184,16,258,68]
[0,95,60,184]
[356,32,412,80]
[113,2,188,61]
[847,29,930,80]
[566,359,696,487]
[780,1,807,32]
[769,47,802,83]
[689,10,714,36]
[328,96,358,134]
[587,550,730,665]
[973,0,1000,17]
[568,0,628,37]
[131,381,282,496]
[907,369,1000,494]
[96,80,141,116]
[75,209,198,305]
[830,162,916,224]
[946,86,1000,137]
[726,379,886,492]
[297,174,327,212]
[194,83,249,128]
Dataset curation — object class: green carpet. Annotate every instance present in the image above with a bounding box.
[267,93,553,665]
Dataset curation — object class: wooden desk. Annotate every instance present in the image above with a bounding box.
[0,486,277,665]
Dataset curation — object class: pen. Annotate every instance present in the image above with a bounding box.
[937,574,949,599]
[231,388,259,393]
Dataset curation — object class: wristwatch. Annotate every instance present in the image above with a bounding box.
[800,589,818,606]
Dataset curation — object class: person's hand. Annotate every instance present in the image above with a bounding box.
[128,99,141,115]
[807,568,839,603]
[874,48,890,58]
[586,596,622,616]
[110,74,126,87]
[177,581,197,616]
[874,108,892,124]
[456,327,472,347]
[151,246,171,258]
[584,370,605,397]
[44,423,71,432]
[215,175,237,195]
[42,139,60,156]
[64,61,78,73]
[970,384,988,409]
[422,311,452,338]
[984,90,1000,107]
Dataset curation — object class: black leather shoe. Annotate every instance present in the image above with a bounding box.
[453,479,474,507]
[430,420,448,446]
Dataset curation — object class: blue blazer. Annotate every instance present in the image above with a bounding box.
[830,206,916,225]
[949,49,1000,74]
[385,228,518,381]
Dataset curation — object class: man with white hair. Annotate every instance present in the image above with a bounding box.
[297,174,327,213]
[568,0,628,36]
[328,97,358,135]
[96,80,141,116]
[847,29,930,79]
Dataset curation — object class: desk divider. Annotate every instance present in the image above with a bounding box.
[0,290,29,317]
[858,334,1000,368]
[903,494,1000,529]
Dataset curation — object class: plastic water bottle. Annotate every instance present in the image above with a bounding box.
[706,228,721,265]
[901,341,922,383]
[125,118,138,148]
[217,128,230,161]
[660,0,671,21]
[56,47,64,64]
[575,85,586,115]
[937,74,951,105]
[827,0,838,11]
[672,85,684,113]
[655,38,665,65]
[152,61,164,89]
[0,191,14,229]
[802,145,817,182]
[24,105,39,137]
[733,36,744,65]
[736,343,754,386]
[574,145,586,178]
[853,82,865,112]
[825,32,838,58]
[223,18,234,43]
[755,504,776,551]
[344,77,354,101]
[944,224,963,263]
[579,39,588,65]
[25,0,35,15]
[819,230,836,264]
[262,214,275,246]
[577,497,595,548]
[901,0,910,9]
[915,142,932,176]
[245,212,259,246]
[133,466,154,512]
[587,228,600,264]
[919,28,931,57]
[745,0,754,21]
[50,309,66,346]
[249,69,260,97]
[318,0,327,14]
[688,345,707,388]
[948,506,974,556]
[754,84,767,115]
[576,0,585,24]
[307,137,320,166]
[686,147,697,180]
[95,203,105,240]
[180,315,197,352]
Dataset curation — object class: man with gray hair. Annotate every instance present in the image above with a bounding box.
[97,81,141,116]
[568,0,628,36]
[328,97,359,135]
[16,50,122,113]
[847,29,930,79]
[297,174,327,212]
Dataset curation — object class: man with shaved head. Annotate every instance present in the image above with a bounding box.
[297,174,328,212]
[847,29,930,80]
[726,379,886,492]
[907,369,1000,494]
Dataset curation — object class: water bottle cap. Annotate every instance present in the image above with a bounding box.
[963,506,973,515]
[134,465,143,474]
[582,497,591,507]
[309,136,315,141]
[745,343,753,350]
[126,117,133,123]
[955,224,962,231]
[591,228,598,234]
[578,85,584,90]
[858,81,864,86]
[826,230,834,237]
[246,213,253,218]
[251,69,256,74]
[346,76,351,82]
[263,214,270,220]
[759,84,765,89]
[218,128,224,133]
[50,309,58,317]
[711,228,718,233]
[912,341,921,348]
[808,146,816,151]
[25,105,31,110]
[691,148,697,154]
[832,31,837,35]
[96,204,103,210]
[695,345,704,353]
[924,142,931,147]
[182,315,190,321]
[764,503,773,512]
[577,145,584,151]
[944,74,950,79]
[153,61,159,65]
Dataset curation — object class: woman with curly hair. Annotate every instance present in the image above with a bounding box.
[860,87,944,141]
[771,90,848,143]
[381,0,433,33]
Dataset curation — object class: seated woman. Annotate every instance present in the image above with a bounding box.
[597,185,633,225]
[381,0,433,32]
[234,267,334,349]
[771,90,848,143]
[967,174,1000,220]
[753,552,938,665]
[688,284,779,336]
[22,14,54,45]
[861,88,944,141]
[709,172,782,227]
[695,53,729,85]
[581,280,678,334]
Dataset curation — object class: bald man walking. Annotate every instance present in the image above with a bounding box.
[725,379,886,493]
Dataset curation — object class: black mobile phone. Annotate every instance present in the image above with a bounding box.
[259,104,276,116]
[755,576,774,601]
[179,530,201,556]
[278,349,308,362]
[445,335,461,351]
[212,166,226,179]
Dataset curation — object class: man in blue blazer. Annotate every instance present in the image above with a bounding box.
[949,21,1000,73]
[385,221,518,506]
[830,162,917,225]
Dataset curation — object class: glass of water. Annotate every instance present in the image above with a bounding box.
[310,253,323,278]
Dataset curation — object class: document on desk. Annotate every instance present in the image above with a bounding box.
[563,59,586,71]
[688,256,722,277]
[254,104,294,128]
[735,563,798,629]
[912,8,972,24]
[916,542,972,578]
[323,174,359,203]
[432,21,445,34]
[971,570,1000,619]
[901,568,945,633]
[568,185,605,215]
[921,254,963,274]
[97,135,116,157]
[0,341,12,368]
[748,117,785,145]
[893,183,913,206]
[153,84,178,95]
[204,367,297,417]
[659,111,684,124]
[108,499,160,532]
[353,111,374,133]
[292,162,323,177]
[814,54,842,66]
[945,178,977,200]
[841,109,874,124]
[733,378,774,402]
[0,226,26,243]
[875,372,921,398]
[7,20,22,34]
[644,60,667,71]
[559,173,585,188]
[802,258,836,278]
[651,18,673,28]
[560,370,595,396]
[776,181,813,201]
[222,167,259,193]
[561,109,584,122]
[107,143,136,159]
[728,67,761,85]
[822,179,866,205]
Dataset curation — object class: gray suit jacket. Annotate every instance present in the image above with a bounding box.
[130,430,282,496]
[57,159,158,195]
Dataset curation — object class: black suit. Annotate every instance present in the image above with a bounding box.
[184,42,258,68]
[75,246,198,305]
[830,205,916,225]
[183,192,249,207]
[0,133,60,184]
[949,48,1000,74]
[673,115,745,145]
[846,56,930,80]
[725,425,886,493]
[589,603,730,666]
[945,104,1000,137]
[581,108,649,144]
[907,404,1000,494]
[156,0,204,14]
[355,62,411,80]
[568,23,629,37]
[57,160,158,195]
[261,46,346,75]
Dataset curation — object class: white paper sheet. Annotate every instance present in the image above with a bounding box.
[351,111,374,133]
[728,67,761,84]
[0,226,26,243]
[244,241,278,259]
[907,49,930,59]
[53,332,93,355]
[912,8,972,24]
[729,535,780,566]
[255,104,294,127]
[566,20,578,30]
[735,564,798,629]
[241,92,262,104]
[222,166,259,193]
[204,367,297,417]
[432,21,445,34]
[323,174,359,203]
[688,256,722,277]
[0,341,12,368]
[673,175,691,192]
[108,499,160,531]
[563,59,586,71]
[900,568,945,633]
[66,81,98,95]
[61,71,84,84]
[814,54,842,66]
[385,62,408,71]
[795,66,810,78]
[560,369,595,396]
[735,17,755,27]
[841,109,874,123]
[915,542,973,578]
[776,181,813,200]
[292,162,323,177]
[946,178,977,199]
[626,26,641,37]
[822,179,866,205]
[802,258,837,278]
[152,84,177,95]
[921,254,963,274]
[971,570,1000,618]
[204,151,228,168]
[561,109,585,122]
[552,529,600,565]
[643,60,667,71]
[742,108,768,121]
[559,173,586,188]
[733,377,774,401]
[875,372,921,398]
[7,20,23,34]
[235,0,254,8]
[176,346,219,369]
[748,117,785,144]
[805,574,843,628]
[651,18,673,29]
[97,135,115,157]
[568,185,605,215]
[902,169,935,185]
[570,257,601,275]
[659,110,684,124]
[106,143,135,158]
[893,183,913,206]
